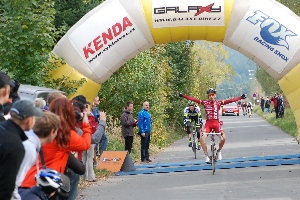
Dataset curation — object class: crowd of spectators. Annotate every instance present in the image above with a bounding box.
[0,70,107,200]
[260,93,284,118]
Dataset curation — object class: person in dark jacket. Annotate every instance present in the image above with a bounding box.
[260,97,265,112]
[0,70,11,122]
[121,101,138,154]
[3,79,21,115]
[0,100,43,200]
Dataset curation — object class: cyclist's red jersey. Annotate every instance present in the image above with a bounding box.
[182,94,242,120]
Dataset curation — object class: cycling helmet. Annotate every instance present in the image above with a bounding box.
[187,100,195,106]
[207,88,216,94]
[35,169,61,190]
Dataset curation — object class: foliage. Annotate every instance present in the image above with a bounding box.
[217,47,257,100]
[164,41,194,126]
[98,44,173,148]
[0,0,86,95]
[277,0,300,16]
[190,41,235,100]
[255,66,282,96]
[0,0,59,85]
[54,0,104,35]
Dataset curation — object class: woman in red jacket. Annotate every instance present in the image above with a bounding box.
[21,97,92,188]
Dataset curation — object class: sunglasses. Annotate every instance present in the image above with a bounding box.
[208,93,215,97]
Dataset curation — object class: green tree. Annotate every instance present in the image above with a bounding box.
[0,0,86,95]
[256,66,282,96]
[190,41,235,100]
[54,0,104,35]
[277,0,300,16]
[164,41,194,126]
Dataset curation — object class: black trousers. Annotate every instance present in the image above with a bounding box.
[140,133,150,161]
[124,136,133,154]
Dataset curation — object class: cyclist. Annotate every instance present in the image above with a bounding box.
[178,88,247,162]
[184,100,203,149]
[242,101,247,116]
[247,101,253,117]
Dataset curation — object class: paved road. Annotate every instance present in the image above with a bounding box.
[77,112,300,200]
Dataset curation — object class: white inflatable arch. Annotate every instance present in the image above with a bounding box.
[53,0,300,138]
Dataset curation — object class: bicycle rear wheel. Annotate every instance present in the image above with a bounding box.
[211,144,215,174]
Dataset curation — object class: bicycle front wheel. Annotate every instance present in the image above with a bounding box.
[211,144,215,174]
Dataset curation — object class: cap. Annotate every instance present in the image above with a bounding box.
[0,71,10,88]
[10,100,43,120]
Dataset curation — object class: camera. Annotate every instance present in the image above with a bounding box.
[73,101,85,122]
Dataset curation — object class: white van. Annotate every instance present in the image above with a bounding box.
[18,84,61,102]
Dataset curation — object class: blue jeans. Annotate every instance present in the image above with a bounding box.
[266,107,270,113]
[100,132,108,151]
[65,168,80,200]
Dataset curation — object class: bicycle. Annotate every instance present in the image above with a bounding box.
[204,121,223,175]
[191,123,199,159]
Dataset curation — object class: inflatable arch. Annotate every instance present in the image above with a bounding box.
[53,0,300,138]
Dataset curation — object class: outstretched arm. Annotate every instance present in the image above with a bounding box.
[221,94,247,105]
[178,92,201,104]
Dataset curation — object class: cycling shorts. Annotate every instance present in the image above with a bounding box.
[202,120,223,133]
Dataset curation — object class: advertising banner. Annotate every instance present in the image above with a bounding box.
[228,1,300,73]
[152,0,225,28]
[68,0,149,77]
[97,151,135,172]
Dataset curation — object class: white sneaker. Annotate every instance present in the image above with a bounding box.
[216,151,222,160]
[205,156,210,163]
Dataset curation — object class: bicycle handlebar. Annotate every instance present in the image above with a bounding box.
[203,132,222,135]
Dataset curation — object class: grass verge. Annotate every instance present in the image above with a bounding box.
[253,106,298,138]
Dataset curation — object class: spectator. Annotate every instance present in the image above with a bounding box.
[20,97,92,192]
[92,96,100,122]
[66,100,87,200]
[15,112,60,200]
[0,70,11,122]
[270,93,278,114]
[92,96,108,154]
[3,79,21,115]
[121,101,138,154]
[34,98,47,109]
[45,92,65,111]
[82,102,97,182]
[276,93,284,118]
[0,100,43,200]
[260,97,265,112]
[138,101,152,163]
[265,96,271,113]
